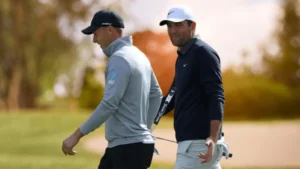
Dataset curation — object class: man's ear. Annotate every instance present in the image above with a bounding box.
[191,22,196,30]
[107,26,113,36]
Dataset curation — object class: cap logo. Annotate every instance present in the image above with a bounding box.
[168,11,175,15]
[102,23,112,26]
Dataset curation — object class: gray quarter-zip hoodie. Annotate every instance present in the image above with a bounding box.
[80,36,162,148]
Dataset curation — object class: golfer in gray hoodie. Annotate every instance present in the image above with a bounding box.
[62,10,162,169]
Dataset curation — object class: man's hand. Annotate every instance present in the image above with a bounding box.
[198,136,216,163]
[62,128,84,156]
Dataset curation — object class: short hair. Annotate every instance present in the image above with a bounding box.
[187,20,195,36]
[114,27,122,35]
[187,20,193,27]
[103,26,123,36]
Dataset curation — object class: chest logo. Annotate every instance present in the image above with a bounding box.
[183,64,188,67]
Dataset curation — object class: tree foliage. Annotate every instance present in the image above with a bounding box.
[0,0,101,109]
[262,0,300,88]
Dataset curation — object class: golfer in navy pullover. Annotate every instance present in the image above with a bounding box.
[158,6,229,169]
[162,36,224,142]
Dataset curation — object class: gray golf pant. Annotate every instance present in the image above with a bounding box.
[174,140,224,169]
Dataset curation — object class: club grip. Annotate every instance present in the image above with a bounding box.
[153,87,176,125]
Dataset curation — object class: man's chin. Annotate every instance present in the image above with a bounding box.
[171,41,180,47]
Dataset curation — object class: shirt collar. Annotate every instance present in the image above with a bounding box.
[103,36,133,57]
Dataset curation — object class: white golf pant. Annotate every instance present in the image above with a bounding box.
[174,139,229,169]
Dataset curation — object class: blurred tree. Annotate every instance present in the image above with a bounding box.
[0,0,97,109]
[132,31,177,95]
[77,67,104,109]
[222,68,296,120]
[261,0,300,88]
[0,0,132,110]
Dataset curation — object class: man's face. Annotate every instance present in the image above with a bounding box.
[93,27,110,49]
[167,20,194,47]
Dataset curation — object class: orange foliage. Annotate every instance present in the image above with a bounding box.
[132,31,177,95]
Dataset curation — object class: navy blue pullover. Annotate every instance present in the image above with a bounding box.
[162,37,225,142]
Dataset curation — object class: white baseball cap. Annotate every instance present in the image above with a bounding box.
[159,6,196,26]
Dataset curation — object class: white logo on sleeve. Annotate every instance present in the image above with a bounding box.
[108,80,115,85]
[107,71,116,85]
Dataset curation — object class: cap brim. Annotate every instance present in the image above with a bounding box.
[81,25,99,35]
[159,18,186,26]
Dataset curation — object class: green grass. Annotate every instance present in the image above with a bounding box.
[0,111,299,169]
[0,111,176,169]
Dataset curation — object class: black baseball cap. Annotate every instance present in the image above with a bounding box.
[82,10,125,35]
